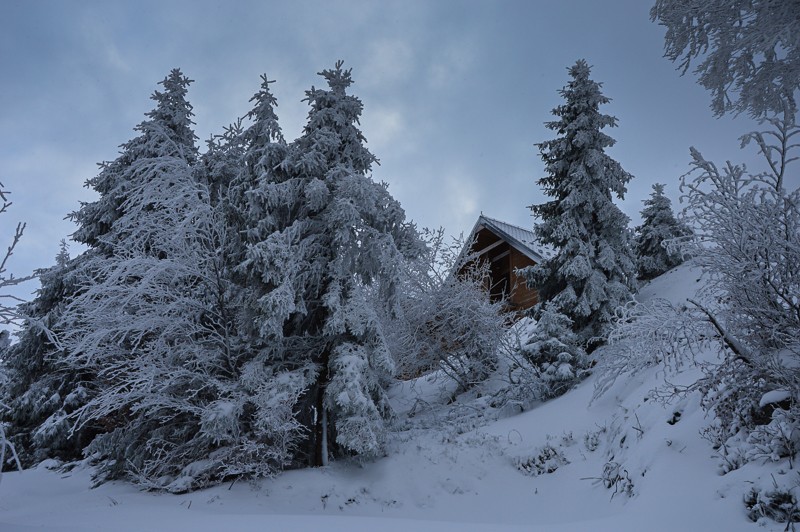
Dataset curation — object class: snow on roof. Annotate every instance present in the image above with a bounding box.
[468,214,552,262]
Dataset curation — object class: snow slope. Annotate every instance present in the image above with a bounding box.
[0,263,787,531]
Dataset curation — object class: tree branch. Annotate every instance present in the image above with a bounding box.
[687,298,754,365]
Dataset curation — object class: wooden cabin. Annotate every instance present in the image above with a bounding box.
[458,215,549,313]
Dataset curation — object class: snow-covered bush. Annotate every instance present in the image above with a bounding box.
[1,400,22,484]
[745,406,800,468]
[0,181,30,326]
[516,302,590,401]
[583,425,606,452]
[600,461,635,499]
[386,228,507,391]
[745,482,800,525]
[595,297,712,398]
[515,443,569,476]
[0,183,28,478]
[603,110,800,477]
[681,117,799,458]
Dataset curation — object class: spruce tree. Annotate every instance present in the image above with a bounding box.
[245,61,421,465]
[526,60,637,345]
[635,183,690,280]
[72,68,198,251]
[230,75,292,346]
[519,302,589,400]
[50,70,311,490]
[197,119,246,207]
[1,241,88,465]
[5,70,236,486]
[56,151,304,490]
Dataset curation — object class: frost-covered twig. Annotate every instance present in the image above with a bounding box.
[0,181,33,325]
[0,401,23,485]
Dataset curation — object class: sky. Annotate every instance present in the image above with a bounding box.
[0,0,778,298]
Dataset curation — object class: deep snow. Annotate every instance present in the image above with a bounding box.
[0,263,789,531]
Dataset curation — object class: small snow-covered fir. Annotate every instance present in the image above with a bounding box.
[634,183,690,280]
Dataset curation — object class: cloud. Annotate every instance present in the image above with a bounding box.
[442,168,480,231]
[78,11,132,73]
[361,39,416,89]
[427,38,477,89]
[361,105,407,154]
[2,146,94,275]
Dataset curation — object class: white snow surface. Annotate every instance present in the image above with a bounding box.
[0,263,787,531]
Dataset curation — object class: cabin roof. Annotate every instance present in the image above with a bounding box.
[466,214,552,263]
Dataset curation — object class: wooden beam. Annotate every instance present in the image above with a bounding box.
[473,238,505,257]
[491,250,510,262]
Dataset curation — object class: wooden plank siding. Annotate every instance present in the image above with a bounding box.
[460,226,539,314]
[508,247,538,310]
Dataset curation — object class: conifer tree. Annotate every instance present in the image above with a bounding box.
[1,241,88,465]
[519,302,589,400]
[226,74,287,238]
[72,69,198,251]
[245,61,421,465]
[635,183,690,280]
[526,60,637,345]
[5,70,201,464]
[4,70,259,489]
[197,119,246,207]
[57,152,304,490]
[230,75,292,345]
[49,70,311,490]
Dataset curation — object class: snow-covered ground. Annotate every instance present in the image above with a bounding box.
[0,263,788,531]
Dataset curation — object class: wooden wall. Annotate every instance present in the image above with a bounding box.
[508,248,538,310]
[461,227,539,313]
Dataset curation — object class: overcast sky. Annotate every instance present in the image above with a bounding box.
[1,0,778,296]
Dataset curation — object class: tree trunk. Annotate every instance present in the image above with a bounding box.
[312,344,330,467]
[320,407,328,467]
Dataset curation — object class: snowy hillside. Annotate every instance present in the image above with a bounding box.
[1,262,789,531]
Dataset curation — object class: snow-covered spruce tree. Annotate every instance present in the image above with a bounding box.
[525,60,637,346]
[50,71,310,490]
[385,229,507,390]
[3,70,203,472]
[244,61,422,466]
[634,183,691,280]
[0,241,91,466]
[71,68,199,252]
[197,118,246,208]
[227,75,292,345]
[517,302,589,400]
[57,150,304,491]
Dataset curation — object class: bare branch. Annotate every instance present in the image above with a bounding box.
[0,181,33,324]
